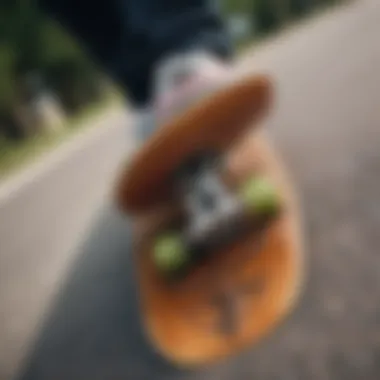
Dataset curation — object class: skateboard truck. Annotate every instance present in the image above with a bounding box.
[152,150,283,279]
[175,152,246,252]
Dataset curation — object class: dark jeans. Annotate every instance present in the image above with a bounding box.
[38,0,233,108]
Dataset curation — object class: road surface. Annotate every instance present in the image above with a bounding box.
[1,0,380,379]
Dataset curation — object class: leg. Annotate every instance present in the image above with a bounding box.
[37,0,233,108]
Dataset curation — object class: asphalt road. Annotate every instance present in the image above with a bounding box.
[1,0,380,379]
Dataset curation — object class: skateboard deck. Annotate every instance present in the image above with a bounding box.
[115,74,304,367]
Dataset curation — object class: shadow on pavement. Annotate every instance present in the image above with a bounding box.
[14,205,188,380]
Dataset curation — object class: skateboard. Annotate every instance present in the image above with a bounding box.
[115,73,304,367]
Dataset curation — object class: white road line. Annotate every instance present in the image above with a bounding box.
[0,108,125,207]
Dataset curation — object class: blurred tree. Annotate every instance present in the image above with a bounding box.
[0,45,19,139]
[289,0,317,17]
[222,0,291,36]
[253,0,282,34]
[222,0,344,37]
[38,20,104,114]
[0,0,105,140]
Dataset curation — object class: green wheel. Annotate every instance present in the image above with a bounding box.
[153,233,189,275]
[240,176,281,217]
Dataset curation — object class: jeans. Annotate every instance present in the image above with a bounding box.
[38,0,233,108]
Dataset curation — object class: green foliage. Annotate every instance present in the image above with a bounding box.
[0,1,104,140]
[0,45,16,111]
[222,0,345,40]
[221,0,254,14]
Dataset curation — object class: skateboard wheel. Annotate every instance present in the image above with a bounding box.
[240,177,281,217]
[153,233,189,275]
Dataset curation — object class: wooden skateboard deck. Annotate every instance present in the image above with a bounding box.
[115,74,304,367]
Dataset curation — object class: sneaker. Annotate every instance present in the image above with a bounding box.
[134,50,232,144]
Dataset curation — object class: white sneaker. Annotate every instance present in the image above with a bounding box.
[134,50,231,144]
